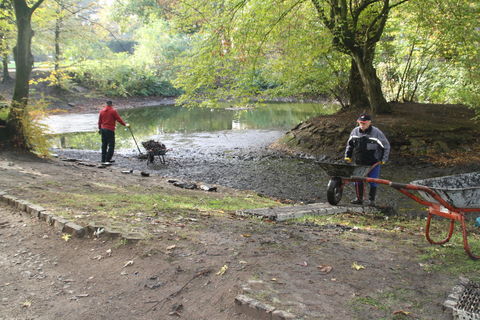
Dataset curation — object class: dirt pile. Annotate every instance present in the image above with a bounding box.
[271,103,480,165]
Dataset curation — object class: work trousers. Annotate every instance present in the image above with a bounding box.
[101,128,115,162]
[354,164,381,199]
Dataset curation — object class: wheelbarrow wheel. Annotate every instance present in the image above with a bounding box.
[327,177,343,205]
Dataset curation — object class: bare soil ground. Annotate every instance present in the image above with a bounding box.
[0,151,477,320]
[1,75,480,319]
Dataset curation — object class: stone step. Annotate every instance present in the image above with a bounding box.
[237,202,379,221]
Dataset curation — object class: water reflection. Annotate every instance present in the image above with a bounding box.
[46,102,337,150]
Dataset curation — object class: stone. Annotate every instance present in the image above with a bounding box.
[63,222,85,238]
[46,214,58,226]
[234,295,275,320]
[26,204,46,218]
[53,217,70,232]
[103,226,122,238]
[121,232,146,242]
[39,210,52,221]
[15,200,31,212]
[443,299,457,309]
[3,195,18,206]
[272,310,297,320]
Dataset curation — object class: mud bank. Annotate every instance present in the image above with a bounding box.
[54,135,480,218]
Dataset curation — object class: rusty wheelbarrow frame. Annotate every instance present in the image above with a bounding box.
[146,148,168,165]
[349,175,480,260]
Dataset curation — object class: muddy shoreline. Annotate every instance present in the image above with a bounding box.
[54,138,480,218]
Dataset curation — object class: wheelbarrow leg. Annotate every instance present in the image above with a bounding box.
[425,213,455,245]
[460,216,480,260]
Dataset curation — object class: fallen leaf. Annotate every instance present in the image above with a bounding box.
[271,278,277,282]
[123,260,134,268]
[317,265,333,274]
[61,234,71,242]
[351,262,365,270]
[239,260,248,264]
[216,264,228,276]
[166,245,176,250]
[296,261,308,267]
[241,234,252,238]
[393,310,411,315]
[22,300,32,308]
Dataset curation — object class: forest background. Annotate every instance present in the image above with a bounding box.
[0,0,479,153]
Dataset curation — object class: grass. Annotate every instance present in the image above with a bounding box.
[295,211,480,276]
[21,182,282,226]
[0,107,8,121]
[37,189,278,217]
[351,288,422,320]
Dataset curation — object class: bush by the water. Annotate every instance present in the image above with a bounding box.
[71,55,181,97]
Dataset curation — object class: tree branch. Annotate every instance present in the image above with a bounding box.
[31,0,46,12]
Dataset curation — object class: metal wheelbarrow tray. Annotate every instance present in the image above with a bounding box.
[316,161,378,206]
[411,172,480,209]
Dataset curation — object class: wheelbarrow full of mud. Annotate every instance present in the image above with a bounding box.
[319,161,480,260]
[142,140,169,165]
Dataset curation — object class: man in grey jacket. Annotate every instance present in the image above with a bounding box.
[344,114,390,205]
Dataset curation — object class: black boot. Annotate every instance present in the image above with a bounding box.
[368,186,377,206]
[351,183,364,205]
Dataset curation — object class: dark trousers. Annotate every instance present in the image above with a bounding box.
[101,129,115,162]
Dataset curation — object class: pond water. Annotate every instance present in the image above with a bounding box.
[44,102,337,151]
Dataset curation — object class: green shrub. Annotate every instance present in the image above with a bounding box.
[71,54,182,97]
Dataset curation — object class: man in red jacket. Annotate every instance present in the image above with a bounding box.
[98,101,129,164]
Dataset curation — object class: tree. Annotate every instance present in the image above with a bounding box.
[7,0,45,149]
[173,0,409,113]
[0,1,15,83]
[34,0,99,82]
[311,0,409,113]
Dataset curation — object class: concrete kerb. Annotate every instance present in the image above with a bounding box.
[234,295,297,320]
[0,190,86,238]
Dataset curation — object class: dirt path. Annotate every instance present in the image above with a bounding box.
[0,151,472,320]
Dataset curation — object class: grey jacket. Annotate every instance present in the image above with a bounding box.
[345,125,390,165]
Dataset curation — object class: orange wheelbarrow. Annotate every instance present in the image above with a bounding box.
[349,172,480,260]
[317,161,480,260]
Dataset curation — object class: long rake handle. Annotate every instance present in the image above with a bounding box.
[128,127,142,154]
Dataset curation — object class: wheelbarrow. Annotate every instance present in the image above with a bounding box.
[146,149,168,165]
[319,161,480,260]
[317,161,380,206]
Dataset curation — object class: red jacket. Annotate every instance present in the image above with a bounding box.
[98,105,126,131]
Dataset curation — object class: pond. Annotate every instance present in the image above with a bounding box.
[45,102,337,151]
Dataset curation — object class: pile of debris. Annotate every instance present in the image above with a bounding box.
[142,140,167,154]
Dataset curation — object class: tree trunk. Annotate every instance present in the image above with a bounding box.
[54,15,61,78]
[352,52,391,114]
[2,53,12,83]
[7,1,35,149]
[347,58,369,110]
